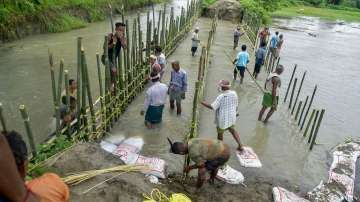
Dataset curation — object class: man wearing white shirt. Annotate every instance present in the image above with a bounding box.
[201,80,244,151]
[191,27,200,56]
[141,72,168,128]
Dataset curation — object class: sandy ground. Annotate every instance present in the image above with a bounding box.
[49,143,303,202]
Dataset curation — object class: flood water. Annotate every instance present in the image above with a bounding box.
[0,0,187,145]
[1,0,360,198]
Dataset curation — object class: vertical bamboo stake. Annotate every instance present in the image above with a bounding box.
[308,110,319,143]
[48,51,57,107]
[152,4,155,32]
[284,64,297,103]
[96,54,105,136]
[298,96,309,126]
[82,50,96,132]
[0,103,7,132]
[161,4,166,47]
[76,37,82,132]
[301,85,317,130]
[104,35,111,132]
[303,109,316,137]
[55,60,64,135]
[157,10,162,46]
[291,71,306,115]
[64,70,71,138]
[310,109,325,150]
[288,78,297,110]
[19,105,36,157]
[294,101,303,121]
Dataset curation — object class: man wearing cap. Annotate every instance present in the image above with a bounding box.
[258,65,284,123]
[233,27,244,50]
[201,80,244,151]
[191,27,200,56]
[168,137,230,188]
[169,60,187,115]
[141,72,168,128]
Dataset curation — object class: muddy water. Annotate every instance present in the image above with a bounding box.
[0,0,187,144]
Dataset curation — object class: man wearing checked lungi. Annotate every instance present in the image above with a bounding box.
[141,72,168,129]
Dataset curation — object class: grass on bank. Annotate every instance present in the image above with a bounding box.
[272,5,360,21]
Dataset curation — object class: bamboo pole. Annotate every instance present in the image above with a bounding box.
[308,110,319,143]
[284,64,297,103]
[19,105,37,157]
[291,71,306,115]
[303,109,316,137]
[48,51,57,107]
[300,85,317,130]
[55,60,64,136]
[157,10,162,46]
[298,96,309,126]
[64,70,71,138]
[76,37,82,132]
[104,35,111,131]
[96,54,105,136]
[288,78,297,110]
[161,4,166,47]
[152,4,155,32]
[294,101,302,121]
[0,103,7,132]
[309,109,325,150]
[81,50,95,133]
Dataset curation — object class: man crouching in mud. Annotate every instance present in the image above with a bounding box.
[168,138,230,188]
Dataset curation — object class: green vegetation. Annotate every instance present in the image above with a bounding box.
[202,0,218,7]
[0,0,162,41]
[272,5,360,21]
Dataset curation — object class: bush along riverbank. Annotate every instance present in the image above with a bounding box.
[0,0,163,43]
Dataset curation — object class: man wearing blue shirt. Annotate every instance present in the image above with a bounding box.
[269,31,279,56]
[233,45,250,84]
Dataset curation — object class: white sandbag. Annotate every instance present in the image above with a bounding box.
[136,155,166,179]
[272,187,309,202]
[236,147,262,168]
[307,142,360,202]
[100,140,117,153]
[216,165,244,184]
[122,137,144,153]
[112,144,140,165]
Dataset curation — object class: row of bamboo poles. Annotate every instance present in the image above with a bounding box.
[241,11,261,45]
[183,12,218,173]
[0,0,201,159]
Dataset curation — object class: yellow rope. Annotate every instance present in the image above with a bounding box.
[143,189,191,202]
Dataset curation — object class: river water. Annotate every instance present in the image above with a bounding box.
[1,1,360,198]
[0,0,187,145]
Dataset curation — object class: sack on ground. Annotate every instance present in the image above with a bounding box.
[216,165,244,184]
[236,147,262,168]
[136,155,166,179]
[272,187,309,202]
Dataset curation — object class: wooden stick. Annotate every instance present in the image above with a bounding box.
[291,71,306,115]
[96,53,105,137]
[108,4,114,33]
[82,50,96,132]
[303,109,316,137]
[55,60,64,135]
[288,78,297,110]
[76,37,82,132]
[284,64,297,103]
[294,101,303,121]
[310,109,325,150]
[48,51,57,107]
[19,105,37,157]
[308,110,319,143]
[64,70,71,138]
[298,96,309,126]
[0,103,7,132]
[300,85,317,130]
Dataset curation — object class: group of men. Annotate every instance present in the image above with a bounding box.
[168,26,286,189]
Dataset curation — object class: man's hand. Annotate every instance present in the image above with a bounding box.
[140,110,145,116]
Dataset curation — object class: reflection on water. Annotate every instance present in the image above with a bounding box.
[0,0,188,145]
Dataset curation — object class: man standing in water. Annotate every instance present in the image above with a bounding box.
[154,46,166,79]
[141,72,168,128]
[201,80,244,151]
[233,45,250,84]
[168,137,230,188]
[253,42,267,79]
[169,61,187,115]
[269,31,279,57]
[258,65,284,123]
[275,34,284,58]
[233,27,244,50]
[191,27,200,56]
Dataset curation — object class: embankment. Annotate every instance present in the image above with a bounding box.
[0,0,162,43]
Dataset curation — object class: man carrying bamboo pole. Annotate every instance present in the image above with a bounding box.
[258,65,284,123]
[253,42,267,79]
[233,45,250,84]
[191,27,200,57]
[141,72,168,128]
[169,61,187,115]
[201,80,244,151]
[2,131,70,201]
[168,137,230,188]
